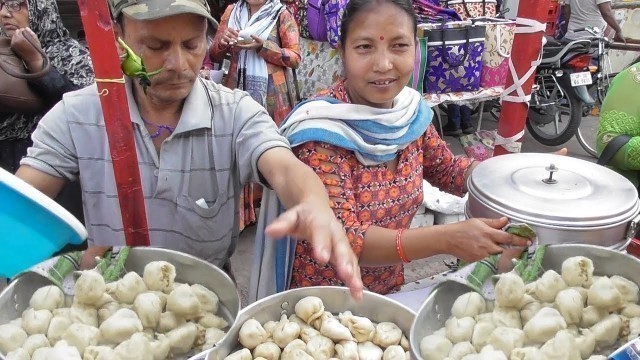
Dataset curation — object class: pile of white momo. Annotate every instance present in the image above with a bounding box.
[0,261,229,360]
[224,295,410,360]
[420,256,640,360]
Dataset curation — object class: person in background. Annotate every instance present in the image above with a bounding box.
[16,0,363,298]
[0,0,94,225]
[596,62,640,187]
[275,0,532,295]
[210,0,301,231]
[443,104,474,136]
[562,0,626,42]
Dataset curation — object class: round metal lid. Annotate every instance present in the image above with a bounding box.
[467,153,640,228]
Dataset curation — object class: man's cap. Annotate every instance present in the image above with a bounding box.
[109,0,218,28]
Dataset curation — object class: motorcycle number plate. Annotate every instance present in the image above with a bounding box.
[570,72,593,87]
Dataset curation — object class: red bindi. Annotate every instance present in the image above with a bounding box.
[379,35,385,41]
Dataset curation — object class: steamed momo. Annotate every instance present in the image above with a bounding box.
[20,334,49,355]
[587,277,623,312]
[29,285,65,311]
[495,273,525,309]
[190,284,219,313]
[383,345,406,360]
[273,314,302,348]
[109,272,148,304]
[166,322,198,354]
[21,308,53,335]
[307,334,335,359]
[357,341,383,360]
[99,308,144,344]
[114,332,153,360]
[238,318,267,350]
[420,334,452,359]
[451,292,486,318]
[561,256,594,287]
[61,323,100,355]
[373,322,403,347]
[133,292,163,329]
[445,317,476,343]
[295,296,325,325]
[142,261,176,293]
[339,311,375,342]
[0,323,28,353]
[610,275,639,303]
[74,271,107,306]
[166,284,202,320]
[535,270,567,303]
[253,342,281,360]
[335,340,359,360]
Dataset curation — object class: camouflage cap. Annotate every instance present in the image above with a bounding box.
[109,0,218,28]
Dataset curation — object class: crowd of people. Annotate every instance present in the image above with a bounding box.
[0,0,634,300]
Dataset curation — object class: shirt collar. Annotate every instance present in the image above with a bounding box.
[126,78,213,134]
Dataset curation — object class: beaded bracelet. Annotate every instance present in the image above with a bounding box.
[395,228,411,263]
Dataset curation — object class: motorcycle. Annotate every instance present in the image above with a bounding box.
[525,35,596,146]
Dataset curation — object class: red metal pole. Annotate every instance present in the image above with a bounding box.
[76,0,150,246]
[493,0,552,156]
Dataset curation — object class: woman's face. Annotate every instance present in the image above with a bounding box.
[340,2,415,109]
[246,0,267,10]
[0,0,29,37]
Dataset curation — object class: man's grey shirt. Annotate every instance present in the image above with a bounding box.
[22,79,290,267]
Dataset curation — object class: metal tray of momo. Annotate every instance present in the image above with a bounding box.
[0,247,241,360]
[202,286,418,359]
[409,243,640,359]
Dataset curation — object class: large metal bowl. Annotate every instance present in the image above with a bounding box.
[204,286,417,359]
[409,244,640,359]
[0,247,241,359]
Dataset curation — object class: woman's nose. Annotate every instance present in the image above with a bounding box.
[373,50,393,72]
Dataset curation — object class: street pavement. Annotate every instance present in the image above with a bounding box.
[230,112,600,305]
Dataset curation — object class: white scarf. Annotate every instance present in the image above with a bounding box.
[228,0,284,107]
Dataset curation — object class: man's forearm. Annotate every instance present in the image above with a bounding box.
[604,13,623,35]
[258,147,331,209]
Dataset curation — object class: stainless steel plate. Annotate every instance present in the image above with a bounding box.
[205,286,417,360]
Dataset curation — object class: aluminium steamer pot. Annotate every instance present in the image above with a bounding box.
[465,153,640,250]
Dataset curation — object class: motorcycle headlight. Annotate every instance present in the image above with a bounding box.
[555,70,564,77]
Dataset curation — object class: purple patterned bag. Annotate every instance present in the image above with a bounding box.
[423,23,486,94]
[326,0,349,48]
[307,0,328,42]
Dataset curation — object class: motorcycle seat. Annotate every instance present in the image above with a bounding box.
[545,36,563,47]
[542,45,566,58]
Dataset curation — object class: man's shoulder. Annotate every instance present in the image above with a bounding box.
[199,79,251,106]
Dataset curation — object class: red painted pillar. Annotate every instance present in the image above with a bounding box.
[76,0,150,246]
[493,0,552,156]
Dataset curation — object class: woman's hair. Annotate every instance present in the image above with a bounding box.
[339,0,417,47]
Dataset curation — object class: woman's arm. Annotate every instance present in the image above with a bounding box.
[295,142,527,267]
[28,68,79,106]
[598,68,640,170]
[421,124,473,195]
[258,10,301,69]
[209,5,234,61]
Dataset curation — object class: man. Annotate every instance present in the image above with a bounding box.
[15,0,363,298]
[563,0,626,42]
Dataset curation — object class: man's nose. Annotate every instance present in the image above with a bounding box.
[164,47,188,72]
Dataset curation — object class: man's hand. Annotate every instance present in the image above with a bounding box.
[10,28,44,72]
[265,202,364,300]
[614,33,627,44]
[258,147,364,300]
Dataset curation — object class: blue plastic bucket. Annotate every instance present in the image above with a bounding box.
[0,168,87,278]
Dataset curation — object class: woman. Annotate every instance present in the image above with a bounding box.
[596,63,640,187]
[0,0,94,172]
[278,0,530,295]
[210,0,301,230]
[0,0,94,222]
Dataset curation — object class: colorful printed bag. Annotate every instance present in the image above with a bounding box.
[422,22,486,94]
[285,0,311,39]
[440,0,497,20]
[326,0,349,48]
[412,0,461,23]
[407,37,428,93]
[307,0,328,42]
[474,18,515,88]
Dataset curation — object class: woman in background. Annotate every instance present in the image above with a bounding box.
[210,0,301,230]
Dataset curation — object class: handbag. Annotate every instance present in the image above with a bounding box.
[422,21,486,94]
[474,17,515,88]
[440,0,497,20]
[0,34,50,114]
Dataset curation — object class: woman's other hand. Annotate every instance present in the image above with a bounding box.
[446,217,531,263]
[219,27,239,47]
[10,27,44,72]
[235,35,263,51]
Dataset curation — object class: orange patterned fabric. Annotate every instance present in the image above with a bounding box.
[290,80,472,294]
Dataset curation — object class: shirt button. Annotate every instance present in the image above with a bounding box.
[154,169,159,176]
